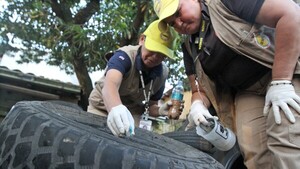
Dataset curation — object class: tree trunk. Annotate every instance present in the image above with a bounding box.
[49,0,99,110]
[73,55,93,110]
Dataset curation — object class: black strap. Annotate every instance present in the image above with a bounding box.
[139,70,153,120]
[195,17,210,62]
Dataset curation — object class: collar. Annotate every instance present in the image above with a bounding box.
[190,2,211,44]
[201,1,210,20]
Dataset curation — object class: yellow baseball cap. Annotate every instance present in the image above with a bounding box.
[143,20,178,59]
[153,0,179,22]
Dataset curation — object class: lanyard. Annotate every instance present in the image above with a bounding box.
[193,17,209,107]
[198,19,207,50]
[193,18,210,63]
[139,70,153,120]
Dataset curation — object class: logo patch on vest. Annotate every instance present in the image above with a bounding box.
[254,34,271,49]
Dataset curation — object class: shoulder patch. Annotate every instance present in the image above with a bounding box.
[118,56,125,60]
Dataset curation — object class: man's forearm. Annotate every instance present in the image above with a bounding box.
[272,16,300,80]
[102,85,122,112]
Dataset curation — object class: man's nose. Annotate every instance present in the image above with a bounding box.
[174,18,183,28]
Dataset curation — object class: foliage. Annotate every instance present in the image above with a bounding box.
[0,0,187,107]
[0,0,155,72]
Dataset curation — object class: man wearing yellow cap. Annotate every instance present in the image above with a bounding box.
[153,0,300,168]
[88,20,179,137]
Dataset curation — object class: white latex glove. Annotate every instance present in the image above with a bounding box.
[185,100,217,131]
[158,100,172,116]
[107,104,135,136]
[264,80,300,124]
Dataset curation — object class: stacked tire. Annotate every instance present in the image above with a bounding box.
[0,101,224,169]
[163,121,247,169]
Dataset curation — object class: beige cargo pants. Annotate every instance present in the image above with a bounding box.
[235,73,300,169]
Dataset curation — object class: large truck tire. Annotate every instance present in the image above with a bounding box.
[163,121,247,169]
[0,101,224,169]
[163,129,214,153]
[211,143,246,169]
[46,100,83,111]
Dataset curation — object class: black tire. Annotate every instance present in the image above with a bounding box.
[46,100,83,111]
[163,129,214,153]
[0,101,224,169]
[211,143,247,169]
[163,125,247,169]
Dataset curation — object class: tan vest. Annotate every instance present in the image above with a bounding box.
[89,45,169,114]
[185,0,299,130]
[207,0,300,73]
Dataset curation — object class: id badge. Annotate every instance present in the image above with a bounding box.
[139,119,152,131]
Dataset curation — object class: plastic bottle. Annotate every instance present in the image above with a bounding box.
[196,117,236,151]
[168,80,184,119]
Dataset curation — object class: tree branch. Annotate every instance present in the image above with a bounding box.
[49,0,73,23]
[74,0,100,25]
[119,1,149,46]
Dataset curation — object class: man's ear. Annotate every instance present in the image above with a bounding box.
[138,34,146,45]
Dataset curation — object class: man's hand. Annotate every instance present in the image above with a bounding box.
[185,100,217,131]
[158,100,185,118]
[264,80,300,124]
[107,104,135,136]
[158,100,172,116]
